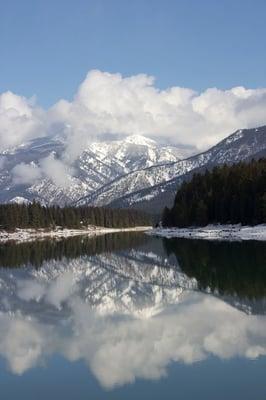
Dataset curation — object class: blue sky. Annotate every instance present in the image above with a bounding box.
[1,0,266,107]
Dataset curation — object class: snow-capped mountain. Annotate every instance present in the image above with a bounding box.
[76,125,266,211]
[0,126,265,211]
[0,134,181,205]
[0,135,181,204]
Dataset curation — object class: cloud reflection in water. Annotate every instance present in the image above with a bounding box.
[0,253,266,389]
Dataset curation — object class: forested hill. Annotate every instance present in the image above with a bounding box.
[0,203,151,231]
[162,158,266,227]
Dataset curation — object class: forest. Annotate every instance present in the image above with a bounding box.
[0,202,151,231]
[162,158,266,227]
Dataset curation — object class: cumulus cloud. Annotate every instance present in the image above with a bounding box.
[0,91,45,151]
[12,162,42,185]
[1,70,266,160]
[39,153,74,188]
[11,154,75,188]
[50,70,266,152]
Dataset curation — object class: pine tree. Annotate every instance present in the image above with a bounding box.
[162,158,266,228]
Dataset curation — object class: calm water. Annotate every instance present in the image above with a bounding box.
[0,232,265,399]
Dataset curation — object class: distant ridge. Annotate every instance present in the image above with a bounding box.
[0,126,265,213]
[77,126,266,213]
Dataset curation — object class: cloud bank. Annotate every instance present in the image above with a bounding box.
[1,70,266,158]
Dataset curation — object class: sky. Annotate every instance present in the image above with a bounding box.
[1,0,266,107]
[0,0,266,171]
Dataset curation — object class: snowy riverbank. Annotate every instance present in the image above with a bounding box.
[0,226,151,243]
[147,224,266,242]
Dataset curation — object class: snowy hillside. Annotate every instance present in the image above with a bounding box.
[0,126,265,212]
[0,134,181,205]
[77,126,266,211]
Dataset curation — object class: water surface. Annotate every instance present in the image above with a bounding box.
[0,233,265,399]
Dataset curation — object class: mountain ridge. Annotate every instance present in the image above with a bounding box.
[0,134,182,205]
[76,126,266,211]
[0,126,265,212]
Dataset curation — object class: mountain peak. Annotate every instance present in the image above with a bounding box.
[124,134,156,146]
[1,126,265,209]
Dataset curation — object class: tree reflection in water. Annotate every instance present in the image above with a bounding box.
[163,238,266,299]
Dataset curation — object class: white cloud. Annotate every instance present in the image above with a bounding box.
[12,162,42,185]
[11,153,75,188]
[39,153,74,188]
[1,70,266,159]
[0,91,45,151]
[50,70,266,152]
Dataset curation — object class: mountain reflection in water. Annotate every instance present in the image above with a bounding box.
[0,233,265,389]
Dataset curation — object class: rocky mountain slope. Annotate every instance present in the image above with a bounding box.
[0,126,265,212]
[77,125,266,212]
[0,134,181,205]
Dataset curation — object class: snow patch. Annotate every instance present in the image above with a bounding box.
[147,224,266,242]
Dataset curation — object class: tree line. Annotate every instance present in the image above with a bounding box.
[0,202,151,231]
[162,158,266,227]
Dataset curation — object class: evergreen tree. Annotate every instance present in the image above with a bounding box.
[162,158,266,227]
[0,203,152,230]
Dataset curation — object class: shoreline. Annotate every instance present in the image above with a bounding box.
[146,224,266,242]
[0,226,152,244]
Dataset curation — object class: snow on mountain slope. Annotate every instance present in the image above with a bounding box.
[76,158,200,207]
[0,126,265,209]
[76,125,266,209]
[0,134,181,205]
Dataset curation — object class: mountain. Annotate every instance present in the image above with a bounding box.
[0,134,182,205]
[0,126,265,212]
[77,126,266,212]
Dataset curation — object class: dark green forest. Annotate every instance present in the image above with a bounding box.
[0,202,151,231]
[162,158,266,227]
